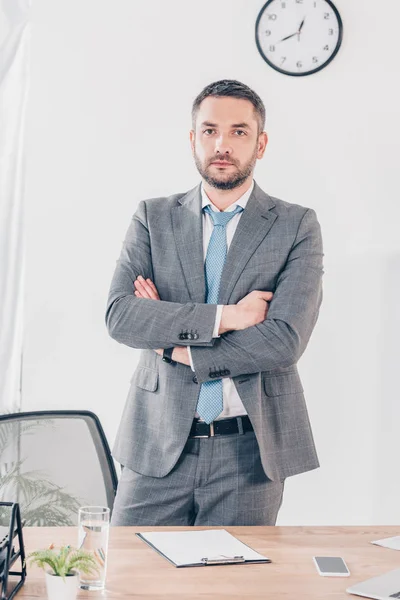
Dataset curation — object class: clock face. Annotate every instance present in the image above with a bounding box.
[255,0,343,76]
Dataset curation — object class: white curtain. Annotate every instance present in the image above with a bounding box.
[0,0,31,412]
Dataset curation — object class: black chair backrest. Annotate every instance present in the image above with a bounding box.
[0,411,118,526]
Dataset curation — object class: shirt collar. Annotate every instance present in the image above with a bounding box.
[201,179,255,212]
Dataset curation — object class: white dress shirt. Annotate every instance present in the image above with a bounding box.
[187,179,255,420]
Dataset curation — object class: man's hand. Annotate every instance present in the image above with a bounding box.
[134,275,160,300]
[219,290,273,333]
[236,290,273,327]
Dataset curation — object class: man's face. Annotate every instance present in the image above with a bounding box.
[190,96,267,190]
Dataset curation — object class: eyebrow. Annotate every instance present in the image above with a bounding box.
[200,121,251,129]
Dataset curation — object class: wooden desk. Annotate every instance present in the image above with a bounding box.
[15,526,400,599]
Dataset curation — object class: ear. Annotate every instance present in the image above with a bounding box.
[189,129,195,153]
[257,131,268,159]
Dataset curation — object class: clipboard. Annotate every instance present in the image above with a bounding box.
[136,529,271,568]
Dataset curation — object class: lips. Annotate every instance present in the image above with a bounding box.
[212,161,233,166]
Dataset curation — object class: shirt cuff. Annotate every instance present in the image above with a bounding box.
[187,346,195,371]
[212,305,223,338]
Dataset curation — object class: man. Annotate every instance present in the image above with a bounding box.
[106,79,324,526]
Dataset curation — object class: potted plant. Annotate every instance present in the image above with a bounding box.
[26,543,99,600]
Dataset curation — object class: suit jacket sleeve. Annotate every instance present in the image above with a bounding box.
[105,200,218,349]
[187,304,223,370]
[189,208,324,383]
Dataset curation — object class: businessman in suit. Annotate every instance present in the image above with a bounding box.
[106,79,324,526]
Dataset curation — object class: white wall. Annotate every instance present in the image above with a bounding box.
[24,0,400,525]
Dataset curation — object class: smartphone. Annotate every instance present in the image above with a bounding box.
[313,556,350,577]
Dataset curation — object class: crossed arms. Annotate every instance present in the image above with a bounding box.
[105,200,324,384]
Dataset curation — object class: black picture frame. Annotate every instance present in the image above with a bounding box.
[255,0,343,77]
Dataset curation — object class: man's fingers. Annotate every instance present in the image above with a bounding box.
[134,284,149,299]
[259,291,273,300]
[134,278,153,299]
[134,276,160,300]
[146,279,160,299]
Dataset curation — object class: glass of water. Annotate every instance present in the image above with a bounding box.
[78,506,110,590]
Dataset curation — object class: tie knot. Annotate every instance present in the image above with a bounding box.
[203,204,243,227]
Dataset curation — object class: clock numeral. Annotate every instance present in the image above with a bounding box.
[313,1,317,6]
[312,56,318,63]
[269,45,276,52]
[328,28,334,35]
[267,13,277,20]
[265,29,272,36]
[280,57,286,65]
[323,45,329,51]
[324,12,330,19]
[296,61,303,68]
[281,1,286,7]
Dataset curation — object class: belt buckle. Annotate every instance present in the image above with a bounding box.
[191,421,215,438]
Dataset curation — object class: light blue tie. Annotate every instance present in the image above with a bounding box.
[195,203,244,424]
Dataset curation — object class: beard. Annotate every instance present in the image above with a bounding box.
[193,143,258,191]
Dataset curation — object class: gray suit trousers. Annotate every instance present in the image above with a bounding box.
[111,429,285,526]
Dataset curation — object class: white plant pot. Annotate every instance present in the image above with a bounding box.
[45,570,78,600]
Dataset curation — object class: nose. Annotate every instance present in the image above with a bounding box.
[214,134,233,157]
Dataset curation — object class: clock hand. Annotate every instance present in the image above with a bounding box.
[280,17,306,44]
[279,32,297,42]
[296,16,306,41]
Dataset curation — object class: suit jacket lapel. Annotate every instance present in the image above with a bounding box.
[218,181,277,305]
[171,180,277,304]
[172,184,206,302]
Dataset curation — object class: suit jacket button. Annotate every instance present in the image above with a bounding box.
[223,369,230,376]
[178,334,184,340]
[194,333,199,339]
[192,375,198,384]
[188,333,194,340]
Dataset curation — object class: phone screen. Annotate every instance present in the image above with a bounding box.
[314,556,349,574]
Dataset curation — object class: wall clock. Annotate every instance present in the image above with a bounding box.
[255,0,343,76]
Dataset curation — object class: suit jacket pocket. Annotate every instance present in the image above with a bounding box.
[263,370,304,397]
[131,366,159,392]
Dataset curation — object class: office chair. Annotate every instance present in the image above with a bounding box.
[0,411,118,526]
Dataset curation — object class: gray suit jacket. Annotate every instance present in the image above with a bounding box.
[106,180,324,482]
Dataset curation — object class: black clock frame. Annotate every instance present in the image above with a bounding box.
[255,0,343,77]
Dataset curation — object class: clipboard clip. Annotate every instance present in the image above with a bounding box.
[201,555,245,565]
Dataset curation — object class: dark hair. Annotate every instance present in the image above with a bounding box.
[191,79,266,134]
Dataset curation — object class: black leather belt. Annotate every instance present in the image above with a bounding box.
[189,415,253,438]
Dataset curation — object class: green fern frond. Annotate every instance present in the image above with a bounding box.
[53,545,71,578]
[27,545,99,580]
[27,549,59,575]
[66,549,99,575]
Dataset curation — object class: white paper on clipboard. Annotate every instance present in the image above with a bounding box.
[136,529,271,567]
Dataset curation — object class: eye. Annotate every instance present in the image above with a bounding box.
[203,129,215,135]
[235,130,246,136]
